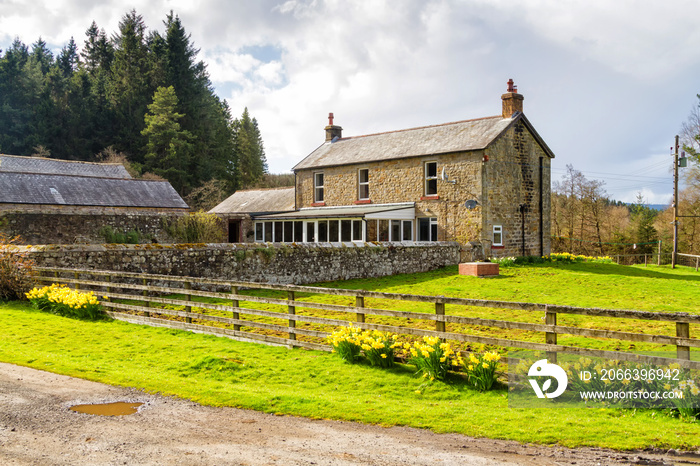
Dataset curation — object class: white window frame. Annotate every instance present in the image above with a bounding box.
[358,168,369,200]
[493,225,503,246]
[424,161,438,196]
[314,172,324,203]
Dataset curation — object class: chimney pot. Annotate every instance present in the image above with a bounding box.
[325,112,342,142]
[501,79,524,118]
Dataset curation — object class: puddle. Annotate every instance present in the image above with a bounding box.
[69,402,143,416]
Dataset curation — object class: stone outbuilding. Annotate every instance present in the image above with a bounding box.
[0,155,189,244]
[221,80,555,258]
[209,187,295,243]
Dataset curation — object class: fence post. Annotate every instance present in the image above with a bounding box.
[142,278,150,318]
[184,281,192,324]
[676,322,690,360]
[355,296,365,324]
[545,305,557,362]
[104,275,111,302]
[657,240,662,266]
[644,254,648,267]
[696,257,699,272]
[435,298,446,334]
[74,271,80,290]
[288,291,296,343]
[231,285,240,331]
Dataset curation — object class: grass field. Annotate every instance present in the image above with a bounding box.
[2,262,700,450]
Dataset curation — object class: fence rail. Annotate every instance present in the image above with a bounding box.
[34,266,700,369]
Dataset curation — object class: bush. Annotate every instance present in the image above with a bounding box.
[164,211,225,243]
[0,233,34,301]
[99,226,142,244]
[26,284,104,320]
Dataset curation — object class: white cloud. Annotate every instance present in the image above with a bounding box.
[2,0,700,204]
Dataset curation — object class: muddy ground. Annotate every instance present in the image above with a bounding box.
[1,362,698,465]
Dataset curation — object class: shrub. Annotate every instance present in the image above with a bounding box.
[26,284,104,320]
[462,351,501,391]
[164,211,225,243]
[0,233,34,301]
[99,226,142,244]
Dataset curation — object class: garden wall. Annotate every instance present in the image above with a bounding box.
[27,242,461,285]
[1,210,186,245]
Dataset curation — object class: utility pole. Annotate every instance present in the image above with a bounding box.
[672,135,679,269]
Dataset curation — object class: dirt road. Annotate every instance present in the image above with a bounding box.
[1,362,696,465]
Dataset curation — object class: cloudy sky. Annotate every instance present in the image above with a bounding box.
[2,0,699,204]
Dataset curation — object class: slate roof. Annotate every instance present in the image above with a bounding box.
[293,113,554,171]
[0,172,189,209]
[0,154,132,179]
[209,187,296,215]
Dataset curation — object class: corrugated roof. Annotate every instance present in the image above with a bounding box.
[209,187,296,214]
[0,154,132,179]
[293,116,515,170]
[0,172,188,209]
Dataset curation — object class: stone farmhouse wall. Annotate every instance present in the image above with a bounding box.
[295,151,485,244]
[483,122,551,257]
[28,242,461,285]
[1,206,186,245]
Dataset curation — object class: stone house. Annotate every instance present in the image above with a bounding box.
[220,81,555,258]
[0,155,189,244]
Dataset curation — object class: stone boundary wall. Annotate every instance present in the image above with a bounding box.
[1,211,184,245]
[27,242,461,285]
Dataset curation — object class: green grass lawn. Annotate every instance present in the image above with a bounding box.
[2,262,700,451]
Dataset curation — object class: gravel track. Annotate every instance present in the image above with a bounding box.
[1,362,697,465]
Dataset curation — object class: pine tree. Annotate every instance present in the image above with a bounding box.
[141,86,194,193]
[109,9,152,163]
[233,107,268,188]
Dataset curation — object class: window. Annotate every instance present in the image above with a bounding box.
[314,172,324,203]
[329,220,339,242]
[493,225,503,246]
[425,162,437,196]
[318,220,328,242]
[358,168,369,200]
[402,220,413,241]
[352,220,363,241]
[418,217,438,241]
[255,222,264,242]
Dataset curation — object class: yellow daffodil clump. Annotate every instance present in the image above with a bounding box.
[326,324,401,367]
[462,351,501,391]
[26,284,103,320]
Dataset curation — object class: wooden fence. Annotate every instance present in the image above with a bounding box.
[34,266,700,369]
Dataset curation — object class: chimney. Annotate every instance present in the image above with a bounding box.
[325,112,343,142]
[501,79,524,118]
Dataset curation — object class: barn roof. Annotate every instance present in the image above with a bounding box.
[0,154,132,179]
[0,172,188,209]
[209,187,296,215]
